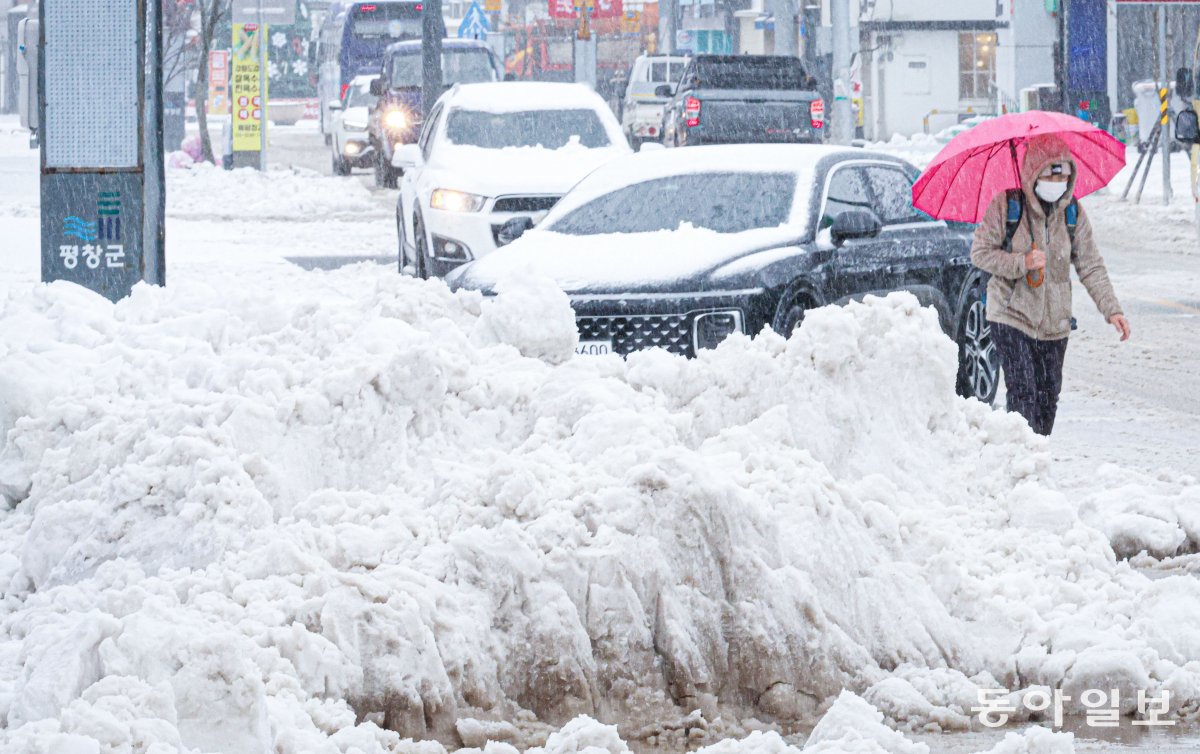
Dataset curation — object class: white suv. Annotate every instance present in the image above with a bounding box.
[392,82,631,279]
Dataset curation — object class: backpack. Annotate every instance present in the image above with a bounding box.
[1001,188,1077,253]
[999,188,1080,330]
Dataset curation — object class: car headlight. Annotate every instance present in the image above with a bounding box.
[430,189,487,213]
[384,108,409,131]
[693,310,744,350]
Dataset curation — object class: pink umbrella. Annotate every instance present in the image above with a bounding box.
[911,111,1126,224]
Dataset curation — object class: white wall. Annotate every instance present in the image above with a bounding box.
[871,29,961,137]
[863,0,997,23]
[995,0,1056,108]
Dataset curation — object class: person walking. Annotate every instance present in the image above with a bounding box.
[970,134,1132,436]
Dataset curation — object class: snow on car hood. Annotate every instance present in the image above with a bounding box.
[428,142,630,198]
[454,224,803,293]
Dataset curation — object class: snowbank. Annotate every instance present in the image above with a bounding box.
[167,162,389,222]
[1,269,1198,753]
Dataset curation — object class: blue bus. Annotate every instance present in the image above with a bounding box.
[317,0,425,140]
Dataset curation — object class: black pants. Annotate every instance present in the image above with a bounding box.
[991,322,1069,436]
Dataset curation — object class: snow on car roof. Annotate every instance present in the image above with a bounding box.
[443,82,613,114]
[540,144,874,237]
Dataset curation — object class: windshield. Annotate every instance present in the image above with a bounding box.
[649,60,685,83]
[549,172,796,235]
[390,50,497,87]
[345,82,377,108]
[350,3,422,40]
[444,109,612,149]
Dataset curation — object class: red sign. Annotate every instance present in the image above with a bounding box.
[549,0,623,20]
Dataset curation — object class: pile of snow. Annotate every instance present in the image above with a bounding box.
[167,162,389,222]
[1,269,1198,753]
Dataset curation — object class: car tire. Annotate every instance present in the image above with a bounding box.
[324,133,332,147]
[374,152,398,189]
[397,214,408,274]
[414,214,431,279]
[332,153,351,176]
[955,285,1000,405]
[775,297,808,337]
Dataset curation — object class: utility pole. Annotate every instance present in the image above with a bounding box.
[257,0,267,171]
[658,0,677,53]
[422,0,444,120]
[830,0,853,143]
[772,0,796,56]
[1158,7,1172,205]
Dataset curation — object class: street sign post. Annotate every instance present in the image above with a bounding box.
[39,0,165,301]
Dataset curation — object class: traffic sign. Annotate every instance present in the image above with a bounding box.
[457,1,490,39]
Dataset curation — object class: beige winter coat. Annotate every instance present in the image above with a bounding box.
[969,134,1123,341]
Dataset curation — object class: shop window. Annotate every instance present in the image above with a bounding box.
[959,32,996,101]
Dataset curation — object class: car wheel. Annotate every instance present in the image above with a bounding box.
[956,286,1000,404]
[414,214,431,279]
[775,298,808,337]
[397,214,408,274]
[324,133,332,147]
[332,153,351,176]
[373,151,397,189]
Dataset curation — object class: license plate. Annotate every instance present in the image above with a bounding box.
[575,340,612,356]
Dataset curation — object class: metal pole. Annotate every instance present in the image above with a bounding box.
[772,0,796,56]
[658,0,677,53]
[830,0,853,144]
[1159,7,1171,205]
[422,0,444,120]
[258,0,267,171]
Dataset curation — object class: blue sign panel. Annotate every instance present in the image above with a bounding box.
[458,2,490,40]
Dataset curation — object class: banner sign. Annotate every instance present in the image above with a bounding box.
[232,24,267,152]
[549,0,623,20]
[233,0,296,25]
[208,50,231,115]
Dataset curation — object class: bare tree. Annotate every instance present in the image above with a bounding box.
[196,0,232,163]
[163,0,199,94]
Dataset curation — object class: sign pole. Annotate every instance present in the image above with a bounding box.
[1159,7,1172,204]
[258,0,268,171]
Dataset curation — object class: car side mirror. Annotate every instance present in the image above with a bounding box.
[369,77,386,97]
[497,216,534,246]
[655,84,674,98]
[830,210,883,246]
[804,75,818,90]
[392,142,422,170]
[328,100,344,112]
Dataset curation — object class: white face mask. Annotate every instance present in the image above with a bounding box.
[1035,180,1070,203]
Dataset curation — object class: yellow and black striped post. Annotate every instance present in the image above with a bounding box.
[1160,87,1170,129]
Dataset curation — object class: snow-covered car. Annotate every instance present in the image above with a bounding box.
[328,75,378,176]
[447,144,1000,404]
[392,81,632,278]
[621,53,688,148]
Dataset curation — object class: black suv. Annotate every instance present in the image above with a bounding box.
[447,145,999,404]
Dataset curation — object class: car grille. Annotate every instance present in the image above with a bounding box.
[493,195,561,213]
[576,314,692,356]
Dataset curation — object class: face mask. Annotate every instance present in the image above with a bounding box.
[1035,180,1069,203]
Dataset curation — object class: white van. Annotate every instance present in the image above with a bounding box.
[621,54,689,147]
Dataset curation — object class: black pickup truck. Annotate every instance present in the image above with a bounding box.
[658,55,825,147]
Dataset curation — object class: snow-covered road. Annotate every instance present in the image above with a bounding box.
[1,118,1198,754]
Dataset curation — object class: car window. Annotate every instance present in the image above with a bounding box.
[821,166,872,228]
[390,49,496,87]
[865,166,928,225]
[444,109,611,149]
[420,105,443,161]
[548,172,796,235]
